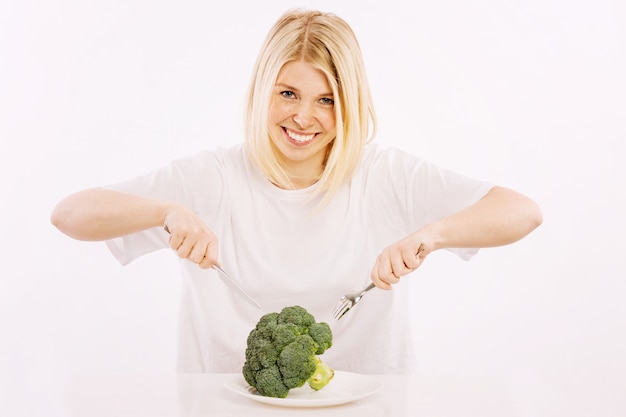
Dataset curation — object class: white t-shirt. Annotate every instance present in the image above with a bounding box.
[105,143,492,374]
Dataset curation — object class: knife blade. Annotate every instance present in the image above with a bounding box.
[212,264,262,309]
[163,225,262,309]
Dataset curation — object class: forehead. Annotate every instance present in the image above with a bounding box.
[275,61,332,94]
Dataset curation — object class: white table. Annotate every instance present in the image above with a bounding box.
[60,373,521,416]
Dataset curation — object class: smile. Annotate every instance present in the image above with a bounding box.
[284,128,316,143]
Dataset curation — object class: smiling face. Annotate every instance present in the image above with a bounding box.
[267,60,337,187]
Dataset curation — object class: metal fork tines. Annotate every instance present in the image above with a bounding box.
[332,245,425,320]
[332,283,376,320]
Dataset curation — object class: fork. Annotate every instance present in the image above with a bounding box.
[332,245,424,320]
[331,282,376,320]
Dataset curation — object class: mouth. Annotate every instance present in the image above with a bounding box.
[283,127,317,145]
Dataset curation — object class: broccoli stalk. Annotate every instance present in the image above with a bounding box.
[242,306,335,398]
[307,356,334,390]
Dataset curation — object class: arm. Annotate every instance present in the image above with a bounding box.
[371,186,543,289]
[50,188,219,268]
[51,188,170,241]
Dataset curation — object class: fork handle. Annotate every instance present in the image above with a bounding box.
[362,283,375,294]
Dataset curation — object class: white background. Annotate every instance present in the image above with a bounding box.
[1,0,625,415]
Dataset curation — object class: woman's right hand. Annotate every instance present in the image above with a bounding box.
[163,205,219,269]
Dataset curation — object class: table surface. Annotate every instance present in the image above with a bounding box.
[60,372,523,417]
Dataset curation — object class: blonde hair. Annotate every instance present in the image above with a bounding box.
[245,9,377,205]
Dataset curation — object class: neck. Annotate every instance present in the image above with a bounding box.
[276,155,327,190]
[274,160,322,189]
[288,175,320,189]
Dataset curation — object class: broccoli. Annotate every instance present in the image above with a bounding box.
[242,305,334,398]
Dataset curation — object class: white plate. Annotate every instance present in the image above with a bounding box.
[224,371,383,408]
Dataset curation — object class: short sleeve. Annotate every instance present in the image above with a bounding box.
[102,149,229,265]
[364,146,494,260]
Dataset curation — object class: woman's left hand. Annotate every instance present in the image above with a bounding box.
[371,233,431,290]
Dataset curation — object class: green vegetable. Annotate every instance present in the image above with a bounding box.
[242,306,334,398]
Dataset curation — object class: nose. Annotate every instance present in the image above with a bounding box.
[292,103,315,129]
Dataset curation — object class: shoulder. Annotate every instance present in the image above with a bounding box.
[355,143,487,197]
[173,143,245,165]
[358,143,429,176]
[169,144,247,176]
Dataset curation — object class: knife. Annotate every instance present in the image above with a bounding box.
[212,264,262,309]
[163,226,262,309]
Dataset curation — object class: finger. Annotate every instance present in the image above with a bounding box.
[381,258,400,283]
[371,267,392,290]
[376,256,400,286]
[166,226,193,258]
[390,250,412,278]
[197,239,219,269]
[401,245,421,270]
[168,233,184,252]
[175,237,195,259]
[198,255,214,269]
[188,240,209,264]
[205,240,219,265]
[370,257,390,290]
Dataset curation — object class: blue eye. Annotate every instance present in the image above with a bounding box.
[281,91,296,99]
[320,97,334,106]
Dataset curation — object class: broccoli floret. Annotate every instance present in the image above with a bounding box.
[278,334,318,389]
[242,306,334,398]
[254,365,289,398]
[308,322,333,354]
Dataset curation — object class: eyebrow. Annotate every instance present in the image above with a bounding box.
[275,83,333,97]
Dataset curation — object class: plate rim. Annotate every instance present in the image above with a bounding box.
[224,370,384,408]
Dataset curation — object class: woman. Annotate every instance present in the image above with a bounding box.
[51,9,542,374]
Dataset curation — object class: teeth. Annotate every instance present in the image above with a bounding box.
[286,129,315,142]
